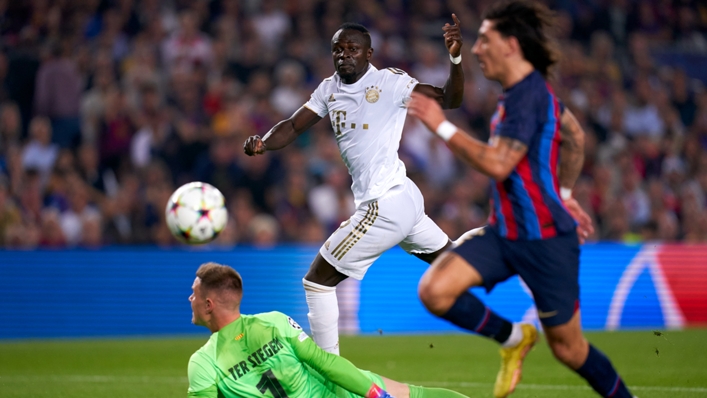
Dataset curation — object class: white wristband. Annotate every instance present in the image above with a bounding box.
[450,53,461,64]
[560,187,572,200]
[435,120,457,142]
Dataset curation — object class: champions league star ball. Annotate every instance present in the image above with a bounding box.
[166,182,228,244]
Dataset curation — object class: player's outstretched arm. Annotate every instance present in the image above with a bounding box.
[407,92,525,180]
[243,106,322,156]
[288,334,392,397]
[413,14,464,109]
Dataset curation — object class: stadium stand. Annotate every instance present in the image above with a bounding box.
[0,0,706,247]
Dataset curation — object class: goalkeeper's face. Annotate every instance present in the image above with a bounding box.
[189,277,210,327]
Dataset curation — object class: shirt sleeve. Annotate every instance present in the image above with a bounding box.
[303,79,330,117]
[386,68,419,108]
[275,313,374,396]
[496,84,540,146]
[187,353,218,398]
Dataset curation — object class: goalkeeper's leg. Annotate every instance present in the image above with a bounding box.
[408,385,469,398]
[379,377,469,398]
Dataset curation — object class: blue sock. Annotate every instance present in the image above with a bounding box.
[576,344,632,397]
[441,291,512,343]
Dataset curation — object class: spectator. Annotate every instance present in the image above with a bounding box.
[0,0,704,247]
[162,9,213,75]
[130,83,170,169]
[60,176,101,246]
[33,39,82,148]
[0,102,22,152]
[248,213,279,247]
[251,0,291,54]
[0,177,21,246]
[21,116,57,186]
[270,60,308,118]
[623,76,664,138]
[80,66,116,145]
[98,88,135,173]
[38,207,66,247]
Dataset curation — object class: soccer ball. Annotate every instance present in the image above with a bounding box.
[165,182,228,244]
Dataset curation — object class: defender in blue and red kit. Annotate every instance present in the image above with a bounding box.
[488,71,576,241]
[407,1,635,398]
[456,69,581,324]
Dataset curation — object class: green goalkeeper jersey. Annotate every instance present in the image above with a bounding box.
[187,311,383,398]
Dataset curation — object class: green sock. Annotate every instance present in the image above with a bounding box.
[408,384,470,398]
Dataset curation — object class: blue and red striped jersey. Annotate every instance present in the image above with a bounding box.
[488,70,576,240]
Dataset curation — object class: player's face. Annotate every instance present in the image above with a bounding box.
[189,277,208,326]
[472,20,512,82]
[331,29,373,82]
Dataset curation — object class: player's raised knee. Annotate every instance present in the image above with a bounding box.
[418,275,454,315]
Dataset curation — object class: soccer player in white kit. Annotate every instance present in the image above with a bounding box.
[244,17,464,354]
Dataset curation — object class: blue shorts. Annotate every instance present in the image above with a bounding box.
[452,226,580,327]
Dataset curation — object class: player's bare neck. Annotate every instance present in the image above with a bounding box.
[501,60,535,90]
[341,63,369,85]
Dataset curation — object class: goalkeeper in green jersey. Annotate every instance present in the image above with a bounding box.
[187,262,470,398]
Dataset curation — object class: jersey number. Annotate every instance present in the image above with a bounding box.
[256,369,289,397]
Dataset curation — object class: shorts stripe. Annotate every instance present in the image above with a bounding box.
[335,202,379,260]
[332,201,379,260]
[331,203,373,257]
[332,203,373,260]
[337,201,379,260]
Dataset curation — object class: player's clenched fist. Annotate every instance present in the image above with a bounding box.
[243,135,266,156]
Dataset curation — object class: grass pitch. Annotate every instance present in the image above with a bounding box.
[0,329,705,398]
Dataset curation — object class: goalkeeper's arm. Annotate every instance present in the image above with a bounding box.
[287,335,389,398]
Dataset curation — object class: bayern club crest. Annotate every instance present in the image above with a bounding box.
[365,86,380,103]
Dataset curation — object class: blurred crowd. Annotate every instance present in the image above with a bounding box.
[0,0,707,248]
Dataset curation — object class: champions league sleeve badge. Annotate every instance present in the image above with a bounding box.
[288,317,303,330]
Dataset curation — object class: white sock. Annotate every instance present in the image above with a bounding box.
[303,278,340,355]
[502,323,524,348]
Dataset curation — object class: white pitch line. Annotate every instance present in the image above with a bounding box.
[1,375,706,394]
[0,375,188,383]
[410,381,707,393]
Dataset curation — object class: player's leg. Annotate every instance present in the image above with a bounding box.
[303,254,348,354]
[378,377,409,397]
[518,231,633,398]
[402,180,515,341]
[420,227,537,398]
[310,189,416,354]
[417,227,521,346]
[544,311,633,397]
[398,177,451,264]
[377,376,471,398]
[411,241,452,264]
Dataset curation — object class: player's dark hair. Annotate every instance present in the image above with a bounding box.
[196,262,243,296]
[482,0,559,78]
[337,22,372,48]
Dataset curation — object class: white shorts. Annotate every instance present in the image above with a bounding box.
[319,177,449,280]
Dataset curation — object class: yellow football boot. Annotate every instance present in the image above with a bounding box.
[493,323,538,398]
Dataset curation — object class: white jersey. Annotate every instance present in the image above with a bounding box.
[304,64,418,206]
